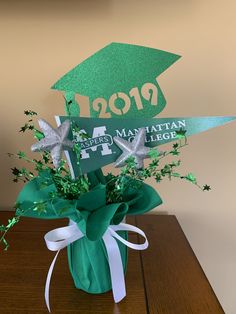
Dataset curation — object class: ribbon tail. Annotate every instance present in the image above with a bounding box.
[45,250,60,312]
[103,232,126,303]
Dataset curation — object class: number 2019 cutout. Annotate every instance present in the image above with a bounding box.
[92,82,159,118]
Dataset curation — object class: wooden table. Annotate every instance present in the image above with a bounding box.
[0,212,224,314]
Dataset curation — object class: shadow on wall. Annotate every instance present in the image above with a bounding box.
[0,0,112,16]
[0,0,198,20]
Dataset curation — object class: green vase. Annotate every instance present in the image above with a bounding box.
[67,230,128,294]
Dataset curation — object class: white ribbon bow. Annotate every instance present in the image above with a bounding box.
[44,221,148,312]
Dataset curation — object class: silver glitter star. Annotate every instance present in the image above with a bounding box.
[114,128,150,169]
[31,119,74,168]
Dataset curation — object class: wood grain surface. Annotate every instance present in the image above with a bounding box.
[136,215,224,314]
[0,212,224,314]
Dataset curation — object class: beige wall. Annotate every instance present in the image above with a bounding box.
[0,1,236,312]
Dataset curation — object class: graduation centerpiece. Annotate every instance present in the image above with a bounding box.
[1,43,235,312]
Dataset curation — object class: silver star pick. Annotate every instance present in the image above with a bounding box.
[31,119,74,168]
[114,128,150,169]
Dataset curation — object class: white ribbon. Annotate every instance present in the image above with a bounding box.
[44,221,148,312]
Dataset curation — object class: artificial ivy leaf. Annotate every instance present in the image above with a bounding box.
[175,127,187,139]
[155,173,162,183]
[17,151,26,159]
[33,202,47,215]
[170,150,180,156]
[42,153,50,164]
[148,148,159,159]
[24,110,37,116]
[3,239,9,250]
[0,225,5,232]
[185,173,197,183]
[149,159,159,168]
[21,167,28,174]
[6,217,18,228]
[125,156,136,168]
[19,124,28,133]
[172,172,181,177]
[34,129,44,140]
[203,184,211,191]
[11,167,21,176]
[169,160,181,168]
[79,133,90,140]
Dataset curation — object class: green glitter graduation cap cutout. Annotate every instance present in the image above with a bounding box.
[52,43,181,118]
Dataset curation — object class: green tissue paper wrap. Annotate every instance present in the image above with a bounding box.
[16,171,162,294]
[67,229,128,293]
